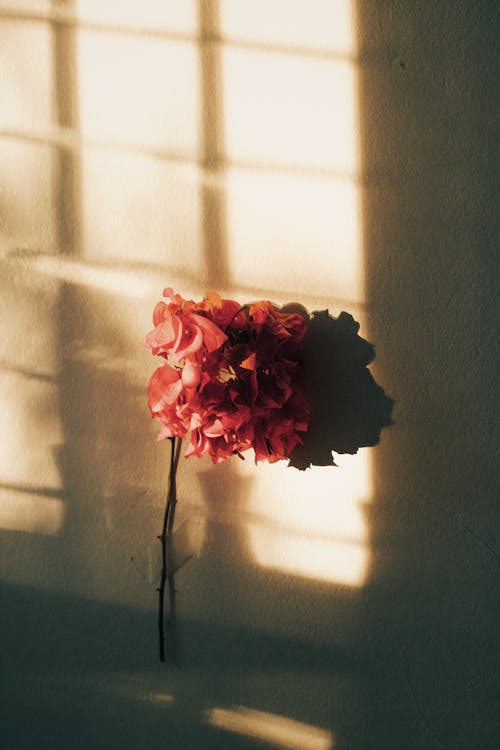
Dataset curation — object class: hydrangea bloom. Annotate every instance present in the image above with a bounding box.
[147,289,310,463]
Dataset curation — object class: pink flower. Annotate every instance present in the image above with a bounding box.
[147,289,310,464]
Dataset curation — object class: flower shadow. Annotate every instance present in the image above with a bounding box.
[290,310,394,469]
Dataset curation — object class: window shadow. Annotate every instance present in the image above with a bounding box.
[2,581,346,750]
[356,2,498,748]
[199,0,229,287]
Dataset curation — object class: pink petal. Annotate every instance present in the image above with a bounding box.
[148,364,182,411]
[191,313,227,352]
[182,360,201,389]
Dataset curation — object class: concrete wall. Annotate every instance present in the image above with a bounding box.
[1,2,497,748]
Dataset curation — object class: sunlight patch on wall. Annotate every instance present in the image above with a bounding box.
[0,14,55,250]
[220,0,370,587]
[0,17,53,128]
[80,673,174,706]
[75,23,203,269]
[79,149,203,269]
[77,31,199,156]
[148,692,175,705]
[0,140,55,251]
[223,52,358,174]
[240,454,371,587]
[76,0,198,34]
[0,269,63,535]
[30,670,176,705]
[224,170,361,301]
[2,250,154,297]
[220,0,355,56]
[0,376,62,483]
[1,248,211,319]
[0,0,370,603]
[205,705,334,750]
[0,489,64,535]
[221,0,363,304]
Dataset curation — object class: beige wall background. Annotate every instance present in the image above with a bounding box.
[0,2,497,749]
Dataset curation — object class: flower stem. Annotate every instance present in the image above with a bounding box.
[225,304,249,331]
[158,436,182,663]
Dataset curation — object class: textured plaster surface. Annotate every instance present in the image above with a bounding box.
[0,2,497,749]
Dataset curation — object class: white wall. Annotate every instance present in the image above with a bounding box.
[0,2,497,748]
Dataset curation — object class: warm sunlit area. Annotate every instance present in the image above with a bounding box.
[217,0,370,588]
[242,455,371,587]
[1,0,370,746]
[206,705,334,750]
[1,0,369,585]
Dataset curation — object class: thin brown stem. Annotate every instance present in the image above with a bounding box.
[158,436,181,662]
[225,304,249,332]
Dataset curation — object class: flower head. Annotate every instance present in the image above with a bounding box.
[147,290,310,464]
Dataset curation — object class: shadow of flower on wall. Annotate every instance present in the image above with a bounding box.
[289,309,394,470]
